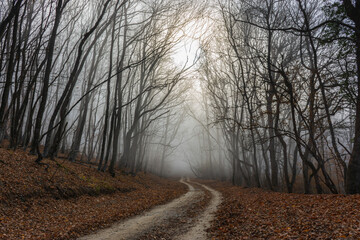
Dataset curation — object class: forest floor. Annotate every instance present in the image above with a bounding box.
[203,180,360,239]
[78,178,221,240]
[0,147,187,239]
[2,147,360,239]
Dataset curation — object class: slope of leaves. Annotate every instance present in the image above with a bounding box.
[203,181,360,239]
[0,148,187,239]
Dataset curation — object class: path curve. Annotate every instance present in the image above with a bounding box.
[77,178,201,240]
[176,181,222,240]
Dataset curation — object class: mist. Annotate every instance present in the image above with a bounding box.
[2,0,360,195]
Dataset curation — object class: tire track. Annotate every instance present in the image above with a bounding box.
[175,180,222,240]
[77,178,204,240]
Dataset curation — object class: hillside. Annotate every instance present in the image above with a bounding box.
[0,148,186,239]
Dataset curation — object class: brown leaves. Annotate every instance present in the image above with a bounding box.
[203,181,360,239]
[0,148,187,239]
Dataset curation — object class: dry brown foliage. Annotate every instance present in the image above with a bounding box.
[202,181,360,239]
[0,148,186,239]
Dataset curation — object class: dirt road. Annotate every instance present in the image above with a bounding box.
[78,178,222,240]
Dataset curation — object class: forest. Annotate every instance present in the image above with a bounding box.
[1,0,360,193]
[1,0,360,238]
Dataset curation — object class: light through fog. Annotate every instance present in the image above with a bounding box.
[172,17,211,67]
[2,0,355,194]
[163,13,230,178]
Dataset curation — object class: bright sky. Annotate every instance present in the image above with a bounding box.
[167,16,217,176]
[171,17,211,67]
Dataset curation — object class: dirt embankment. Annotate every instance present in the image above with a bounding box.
[0,148,186,239]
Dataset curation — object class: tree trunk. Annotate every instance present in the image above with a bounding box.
[343,0,360,194]
[30,0,67,155]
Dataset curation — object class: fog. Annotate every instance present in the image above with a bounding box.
[1,0,360,193]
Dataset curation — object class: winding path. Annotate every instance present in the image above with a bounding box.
[175,181,222,240]
[78,178,222,240]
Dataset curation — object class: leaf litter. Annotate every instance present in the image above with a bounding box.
[202,181,360,239]
[0,148,186,239]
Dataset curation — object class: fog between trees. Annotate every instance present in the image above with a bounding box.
[1,0,360,194]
